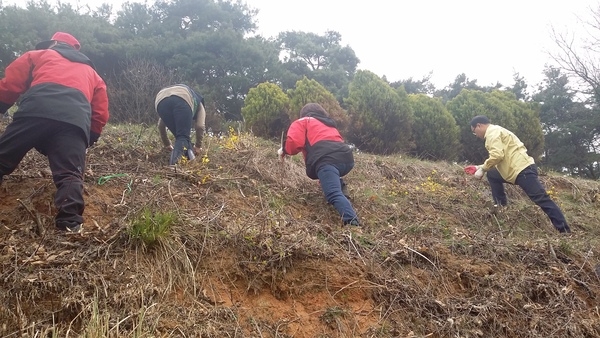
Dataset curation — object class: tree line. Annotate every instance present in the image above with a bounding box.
[0,0,598,179]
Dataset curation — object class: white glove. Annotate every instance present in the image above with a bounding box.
[474,166,484,179]
[277,147,285,160]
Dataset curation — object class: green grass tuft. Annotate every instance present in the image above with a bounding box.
[128,208,177,245]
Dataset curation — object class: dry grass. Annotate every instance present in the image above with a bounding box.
[0,121,599,337]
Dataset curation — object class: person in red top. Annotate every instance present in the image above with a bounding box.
[279,103,359,226]
[0,32,109,233]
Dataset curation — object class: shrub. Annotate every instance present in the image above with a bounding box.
[241,82,289,139]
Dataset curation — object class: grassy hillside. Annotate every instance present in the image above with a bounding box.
[0,122,599,337]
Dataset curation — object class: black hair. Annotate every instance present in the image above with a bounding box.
[470,115,490,127]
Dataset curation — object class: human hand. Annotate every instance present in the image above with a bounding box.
[164,144,174,151]
[89,132,100,147]
[277,147,285,161]
[474,166,484,179]
[193,146,202,155]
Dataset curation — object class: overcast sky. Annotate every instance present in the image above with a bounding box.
[244,0,599,88]
[4,0,599,89]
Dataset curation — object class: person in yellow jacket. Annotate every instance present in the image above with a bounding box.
[466,115,571,233]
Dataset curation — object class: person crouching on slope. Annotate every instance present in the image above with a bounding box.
[155,84,206,165]
[278,103,360,226]
[0,32,109,233]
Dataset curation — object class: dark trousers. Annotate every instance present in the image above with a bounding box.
[487,165,570,232]
[0,117,87,226]
[317,163,358,224]
[157,96,194,165]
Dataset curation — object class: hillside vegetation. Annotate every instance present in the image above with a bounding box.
[0,123,599,337]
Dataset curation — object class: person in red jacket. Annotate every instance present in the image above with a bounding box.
[0,32,109,233]
[279,103,359,226]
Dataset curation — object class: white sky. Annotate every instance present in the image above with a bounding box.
[4,0,599,89]
[244,0,599,89]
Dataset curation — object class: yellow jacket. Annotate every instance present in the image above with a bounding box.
[481,124,534,183]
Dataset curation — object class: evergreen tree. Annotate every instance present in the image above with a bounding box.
[345,70,414,154]
[241,82,289,139]
[408,94,460,161]
[533,67,600,178]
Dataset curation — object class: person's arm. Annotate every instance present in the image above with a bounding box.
[193,102,206,150]
[157,118,172,149]
[89,76,109,146]
[482,134,505,171]
[0,52,33,114]
[283,119,307,156]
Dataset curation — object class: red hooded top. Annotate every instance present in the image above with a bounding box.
[0,44,109,143]
[284,114,353,179]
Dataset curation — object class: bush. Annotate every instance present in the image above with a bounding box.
[345,70,414,154]
[241,82,290,139]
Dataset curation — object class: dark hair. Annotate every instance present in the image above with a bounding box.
[470,115,490,127]
[300,103,329,118]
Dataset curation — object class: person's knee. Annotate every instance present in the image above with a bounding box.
[324,191,339,204]
[528,192,549,204]
[520,184,548,204]
[486,172,503,184]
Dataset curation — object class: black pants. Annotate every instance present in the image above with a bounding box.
[157,96,194,165]
[487,165,570,233]
[0,117,87,226]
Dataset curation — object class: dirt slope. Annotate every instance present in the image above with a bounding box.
[1,122,599,337]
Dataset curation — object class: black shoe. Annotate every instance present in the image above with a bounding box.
[56,221,82,233]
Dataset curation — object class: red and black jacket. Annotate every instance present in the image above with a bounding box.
[0,44,109,145]
[283,113,353,179]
